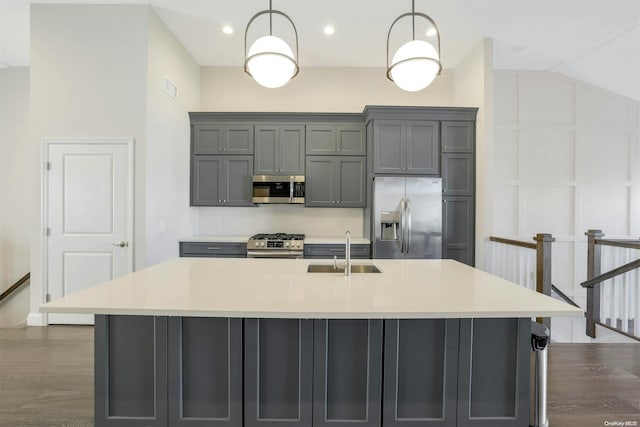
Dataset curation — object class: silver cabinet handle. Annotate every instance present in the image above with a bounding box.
[112,241,128,247]
[329,249,344,252]
[207,247,222,250]
[406,198,412,254]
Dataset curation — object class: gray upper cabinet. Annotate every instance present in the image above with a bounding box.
[307,124,366,156]
[373,120,439,175]
[193,124,254,155]
[441,121,474,153]
[255,125,305,175]
[306,156,366,208]
[191,155,253,206]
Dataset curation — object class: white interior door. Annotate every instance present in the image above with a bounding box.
[45,139,133,325]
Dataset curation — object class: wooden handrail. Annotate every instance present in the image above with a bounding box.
[489,236,536,250]
[551,284,582,310]
[595,238,640,250]
[580,258,640,288]
[0,272,31,304]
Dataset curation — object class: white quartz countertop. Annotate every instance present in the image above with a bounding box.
[40,258,583,319]
[179,236,370,244]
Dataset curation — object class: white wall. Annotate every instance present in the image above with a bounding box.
[492,70,640,341]
[453,39,494,268]
[145,10,200,265]
[200,66,455,113]
[29,4,149,325]
[0,67,30,326]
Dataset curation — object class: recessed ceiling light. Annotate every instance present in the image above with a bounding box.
[222,26,234,35]
[324,25,335,35]
[426,28,437,37]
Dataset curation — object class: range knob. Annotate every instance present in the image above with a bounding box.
[285,242,290,247]
[260,242,265,247]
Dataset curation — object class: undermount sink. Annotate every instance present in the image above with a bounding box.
[307,264,382,274]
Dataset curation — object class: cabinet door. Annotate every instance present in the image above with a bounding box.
[226,124,254,154]
[406,121,439,175]
[180,242,247,258]
[245,319,313,427]
[168,318,243,426]
[223,156,254,206]
[191,156,223,206]
[280,125,305,175]
[374,120,404,174]
[441,121,474,153]
[313,319,382,427]
[337,125,366,155]
[336,157,366,207]
[254,126,278,174]
[443,197,474,266]
[383,319,459,427]
[306,157,335,207]
[193,125,225,154]
[95,315,168,426]
[457,318,530,427]
[442,153,474,195]
[306,125,336,154]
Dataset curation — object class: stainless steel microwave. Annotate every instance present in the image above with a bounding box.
[252,175,305,204]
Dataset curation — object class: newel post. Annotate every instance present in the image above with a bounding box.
[534,233,555,328]
[585,229,604,338]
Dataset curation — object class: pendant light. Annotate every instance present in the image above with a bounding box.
[244,0,299,88]
[386,0,442,92]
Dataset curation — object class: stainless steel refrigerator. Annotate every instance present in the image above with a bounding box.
[372,176,442,259]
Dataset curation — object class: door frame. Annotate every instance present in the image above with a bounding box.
[41,138,135,325]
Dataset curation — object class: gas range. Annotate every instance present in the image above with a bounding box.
[246,233,305,258]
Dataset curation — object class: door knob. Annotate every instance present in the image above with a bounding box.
[112,241,128,247]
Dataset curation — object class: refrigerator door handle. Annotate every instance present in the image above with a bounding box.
[406,198,412,254]
[399,198,405,253]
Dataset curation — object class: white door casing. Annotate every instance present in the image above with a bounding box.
[43,139,133,324]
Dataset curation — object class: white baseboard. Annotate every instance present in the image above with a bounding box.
[26,312,46,326]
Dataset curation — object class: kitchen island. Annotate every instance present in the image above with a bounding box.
[40,258,582,427]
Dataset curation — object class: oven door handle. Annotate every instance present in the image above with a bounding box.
[247,250,304,259]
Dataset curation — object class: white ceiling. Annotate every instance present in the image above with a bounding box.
[1,0,639,100]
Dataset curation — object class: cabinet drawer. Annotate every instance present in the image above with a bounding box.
[304,244,371,259]
[180,242,247,257]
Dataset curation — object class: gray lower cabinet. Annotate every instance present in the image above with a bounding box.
[179,242,247,258]
[191,155,253,206]
[313,319,383,427]
[255,125,305,175]
[304,243,371,259]
[305,156,366,207]
[457,319,530,427]
[443,197,474,266]
[95,315,168,427]
[383,319,459,427]
[167,318,242,426]
[244,319,314,427]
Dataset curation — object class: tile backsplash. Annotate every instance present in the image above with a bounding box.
[192,205,364,237]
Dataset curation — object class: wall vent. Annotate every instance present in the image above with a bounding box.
[163,77,178,100]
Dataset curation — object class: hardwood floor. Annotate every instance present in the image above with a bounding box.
[0,326,638,427]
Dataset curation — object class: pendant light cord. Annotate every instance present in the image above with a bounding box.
[412,0,415,40]
[269,0,273,36]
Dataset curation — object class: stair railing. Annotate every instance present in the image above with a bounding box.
[582,229,640,340]
[0,272,31,305]
[487,234,555,328]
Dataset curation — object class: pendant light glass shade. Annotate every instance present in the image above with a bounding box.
[247,35,296,88]
[390,40,440,92]
[244,1,299,88]
[386,0,442,92]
